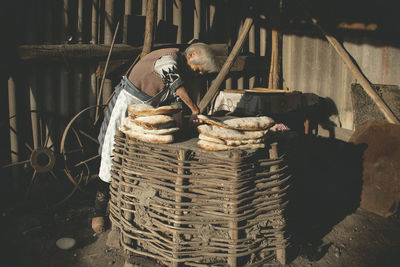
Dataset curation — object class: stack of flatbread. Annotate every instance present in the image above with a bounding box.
[196,114,275,151]
[119,103,181,143]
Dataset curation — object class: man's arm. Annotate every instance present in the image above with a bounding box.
[175,86,199,115]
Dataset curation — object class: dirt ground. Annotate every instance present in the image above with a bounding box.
[1,135,400,267]
[1,194,399,267]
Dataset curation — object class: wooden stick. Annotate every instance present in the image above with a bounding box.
[141,0,155,57]
[310,17,399,124]
[172,149,185,267]
[269,143,286,265]
[95,21,120,122]
[268,29,279,89]
[198,17,253,113]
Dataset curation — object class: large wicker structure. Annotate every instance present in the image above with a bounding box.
[109,131,292,266]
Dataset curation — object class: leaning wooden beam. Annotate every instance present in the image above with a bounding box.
[310,17,400,124]
[17,43,229,61]
[198,17,254,113]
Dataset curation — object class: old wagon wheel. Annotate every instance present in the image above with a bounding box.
[60,104,107,190]
[1,110,85,209]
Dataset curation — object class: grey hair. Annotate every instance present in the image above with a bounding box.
[184,42,220,73]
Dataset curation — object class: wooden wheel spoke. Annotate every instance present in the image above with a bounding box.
[2,159,31,168]
[64,169,85,192]
[47,143,55,150]
[49,170,58,180]
[39,116,44,147]
[79,129,100,144]
[31,170,37,182]
[75,154,100,167]
[25,143,34,152]
[64,147,84,155]
[44,130,51,148]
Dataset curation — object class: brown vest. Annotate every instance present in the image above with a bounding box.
[128,48,180,97]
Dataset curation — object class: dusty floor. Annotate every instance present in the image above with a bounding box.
[1,135,400,267]
[1,194,399,267]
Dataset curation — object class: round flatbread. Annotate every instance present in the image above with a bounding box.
[121,117,179,135]
[121,128,174,143]
[197,139,265,151]
[131,115,176,129]
[198,133,264,146]
[197,115,228,128]
[198,115,275,131]
[197,124,268,140]
[128,104,181,117]
[223,116,274,130]
[198,133,225,145]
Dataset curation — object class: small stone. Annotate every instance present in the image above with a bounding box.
[56,237,76,250]
[108,260,115,265]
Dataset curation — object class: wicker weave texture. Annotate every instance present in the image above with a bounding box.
[109,134,291,266]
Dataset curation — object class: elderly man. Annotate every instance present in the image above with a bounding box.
[92,42,219,232]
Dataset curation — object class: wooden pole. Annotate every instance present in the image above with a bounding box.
[237,20,244,90]
[91,0,99,44]
[269,143,286,265]
[141,0,155,57]
[17,43,229,61]
[123,0,132,44]
[198,17,253,113]
[173,0,182,44]
[249,23,256,88]
[268,29,279,89]
[8,77,19,184]
[193,0,201,40]
[259,14,268,86]
[310,17,399,124]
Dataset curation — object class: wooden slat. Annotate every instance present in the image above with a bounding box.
[17,43,229,61]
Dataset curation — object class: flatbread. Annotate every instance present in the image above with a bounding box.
[198,134,225,145]
[131,115,176,129]
[121,128,174,143]
[197,139,265,151]
[197,124,268,140]
[121,117,180,135]
[197,115,229,128]
[128,104,181,117]
[198,115,275,131]
[223,116,274,130]
[198,133,264,146]
[225,137,264,146]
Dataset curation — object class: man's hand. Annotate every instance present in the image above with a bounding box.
[189,113,202,128]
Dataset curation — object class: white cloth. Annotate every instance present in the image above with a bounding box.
[98,89,144,183]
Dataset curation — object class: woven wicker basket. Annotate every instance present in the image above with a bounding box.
[109,131,291,266]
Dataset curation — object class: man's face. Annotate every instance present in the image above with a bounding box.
[187,61,205,76]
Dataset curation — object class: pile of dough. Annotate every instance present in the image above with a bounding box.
[196,115,275,151]
[120,104,181,144]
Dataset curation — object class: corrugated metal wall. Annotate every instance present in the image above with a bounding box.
[282,33,400,130]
